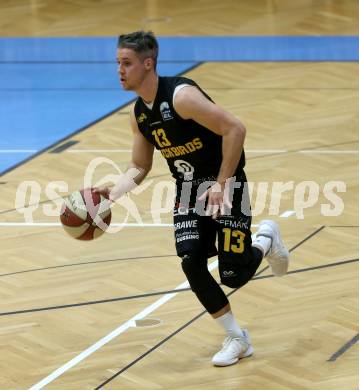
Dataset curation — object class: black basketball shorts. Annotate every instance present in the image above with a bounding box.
[173,177,262,289]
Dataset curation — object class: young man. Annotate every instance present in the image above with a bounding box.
[108,31,289,366]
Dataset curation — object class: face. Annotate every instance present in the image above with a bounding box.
[117,48,151,91]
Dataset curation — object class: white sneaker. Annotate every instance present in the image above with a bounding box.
[257,220,290,276]
[212,329,254,366]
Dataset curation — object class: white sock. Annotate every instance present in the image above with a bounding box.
[215,311,244,338]
[252,235,272,256]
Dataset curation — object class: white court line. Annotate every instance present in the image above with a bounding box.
[28,259,219,390]
[298,150,359,154]
[0,222,259,228]
[67,149,162,153]
[66,149,359,154]
[1,149,356,154]
[67,149,289,154]
[67,149,132,153]
[280,210,295,218]
[0,222,173,227]
[0,149,38,153]
[246,149,288,153]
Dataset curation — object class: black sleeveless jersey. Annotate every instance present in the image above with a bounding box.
[134,76,245,184]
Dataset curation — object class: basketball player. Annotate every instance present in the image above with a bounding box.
[106,31,290,366]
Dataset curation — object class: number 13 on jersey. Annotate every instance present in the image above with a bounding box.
[222,228,245,253]
[152,128,171,147]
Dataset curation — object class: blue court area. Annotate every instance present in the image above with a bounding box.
[1,36,359,175]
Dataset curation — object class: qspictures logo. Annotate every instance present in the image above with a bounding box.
[14,157,346,233]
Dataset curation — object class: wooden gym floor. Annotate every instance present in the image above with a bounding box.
[0,1,359,389]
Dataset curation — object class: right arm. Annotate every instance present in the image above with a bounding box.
[109,107,154,202]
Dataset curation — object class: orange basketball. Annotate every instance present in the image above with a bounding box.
[60,188,111,240]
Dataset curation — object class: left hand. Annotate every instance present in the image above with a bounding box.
[92,187,111,200]
[198,181,232,219]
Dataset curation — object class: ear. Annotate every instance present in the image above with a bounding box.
[144,58,152,70]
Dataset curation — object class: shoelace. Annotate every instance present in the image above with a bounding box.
[220,336,247,352]
[221,336,232,349]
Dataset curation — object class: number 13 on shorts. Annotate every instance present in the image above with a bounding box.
[222,228,245,253]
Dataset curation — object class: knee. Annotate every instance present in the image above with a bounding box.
[220,256,262,289]
[180,252,208,292]
[181,253,203,279]
[220,270,252,289]
[181,253,194,276]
